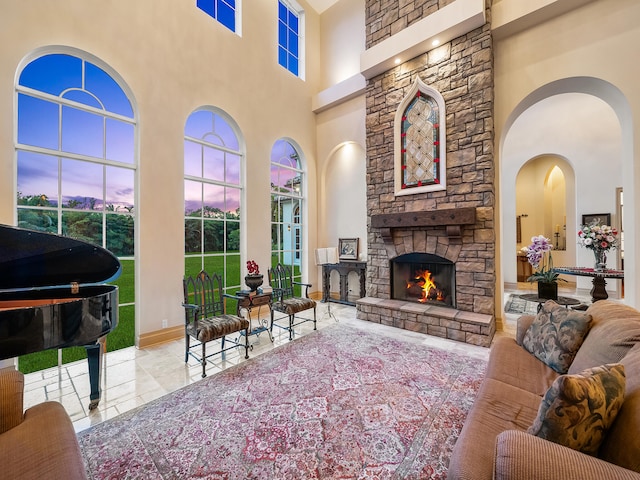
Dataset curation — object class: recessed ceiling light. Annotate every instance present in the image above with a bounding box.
[432,39,440,46]
[394,58,401,65]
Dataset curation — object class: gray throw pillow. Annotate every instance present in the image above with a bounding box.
[522,300,592,374]
[528,363,626,456]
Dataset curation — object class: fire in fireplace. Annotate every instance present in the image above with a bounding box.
[390,253,455,307]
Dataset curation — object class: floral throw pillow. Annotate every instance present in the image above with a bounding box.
[522,300,592,374]
[527,363,626,456]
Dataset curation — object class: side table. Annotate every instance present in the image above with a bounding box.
[553,267,624,303]
[236,292,273,343]
[519,294,582,313]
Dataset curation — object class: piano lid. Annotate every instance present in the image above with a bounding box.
[0,224,122,291]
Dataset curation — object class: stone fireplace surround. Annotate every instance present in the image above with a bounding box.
[356,208,495,347]
[357,1,496,348]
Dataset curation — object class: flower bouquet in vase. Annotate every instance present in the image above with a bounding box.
[578,222,618,272]
[523,235,566,300]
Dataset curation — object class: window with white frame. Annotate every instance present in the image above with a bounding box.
[197,0,240,34]
[278,0,304,79]
[15,51,137,371]
[270,139,305,290]
[184,108,243,291]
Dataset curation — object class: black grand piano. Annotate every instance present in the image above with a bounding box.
[0,224,120,409]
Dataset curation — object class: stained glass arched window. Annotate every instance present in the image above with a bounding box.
[394,78,446,196]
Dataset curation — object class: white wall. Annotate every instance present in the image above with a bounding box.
[319,0,365,89]
[315,0,367,291]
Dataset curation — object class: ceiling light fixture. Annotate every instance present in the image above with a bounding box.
[432,39,440,46]
[394,58,401,65]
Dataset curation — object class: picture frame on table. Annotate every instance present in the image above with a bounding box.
[338,238,358,260]
[581,213,611,226]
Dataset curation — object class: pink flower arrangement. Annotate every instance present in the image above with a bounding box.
[578,223,618,252]
[246,260,260,275]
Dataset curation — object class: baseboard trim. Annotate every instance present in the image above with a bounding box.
[138,325,183,349]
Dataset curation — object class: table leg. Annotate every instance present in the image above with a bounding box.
[590,277,608,302]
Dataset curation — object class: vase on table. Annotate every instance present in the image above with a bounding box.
[593,249,607,272]
[537,281,558,301]
[245,274,263,292]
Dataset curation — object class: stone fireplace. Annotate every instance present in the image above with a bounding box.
[356,0,496,347]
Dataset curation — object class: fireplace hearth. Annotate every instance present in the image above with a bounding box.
[391,253,455,307]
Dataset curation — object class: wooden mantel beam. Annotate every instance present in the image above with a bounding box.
[370,207,476,240]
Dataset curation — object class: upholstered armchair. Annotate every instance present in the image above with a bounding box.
[0,368,87,479]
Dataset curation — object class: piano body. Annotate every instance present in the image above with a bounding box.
[0,224,121,409]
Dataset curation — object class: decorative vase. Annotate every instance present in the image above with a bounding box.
[593,249,607,272]
[245,274,263,292]
[537,281,558,301]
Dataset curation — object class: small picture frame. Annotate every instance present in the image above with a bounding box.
[338,238,358,260]
[581,213,611,227]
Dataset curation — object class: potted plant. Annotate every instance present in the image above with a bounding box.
[245,260,263,291]
[523,235,566,300]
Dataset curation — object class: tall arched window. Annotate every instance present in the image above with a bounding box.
[15,51,137,372]
[271,139,305,287]
[184,108,243,290]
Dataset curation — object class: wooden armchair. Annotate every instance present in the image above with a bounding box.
[268,263,317,340]
[182,271,249,377]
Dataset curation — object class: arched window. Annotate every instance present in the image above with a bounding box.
[15,51,137,371]
[271,139,305,286]
[184,108,243,290]
[394,77,446,196]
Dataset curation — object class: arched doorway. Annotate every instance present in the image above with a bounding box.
[500,78,629,301]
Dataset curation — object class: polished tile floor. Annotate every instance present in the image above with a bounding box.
[21,285,593,433]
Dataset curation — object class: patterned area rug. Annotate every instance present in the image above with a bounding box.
[79,324,487,479]
[504,294,539,315]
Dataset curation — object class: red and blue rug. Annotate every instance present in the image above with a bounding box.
[79,323,487,479]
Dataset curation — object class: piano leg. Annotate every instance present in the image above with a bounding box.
[85,341,103,410]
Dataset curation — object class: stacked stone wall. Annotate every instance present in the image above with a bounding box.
[366,0,458,49]
[362,1,496,329]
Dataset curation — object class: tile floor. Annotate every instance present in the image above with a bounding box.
[21,285,593,433]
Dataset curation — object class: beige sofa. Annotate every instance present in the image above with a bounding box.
[0,368,87,480]
[449,300,640,480]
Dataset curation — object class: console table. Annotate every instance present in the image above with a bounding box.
[553,267,624,303]
[322,261,366,306]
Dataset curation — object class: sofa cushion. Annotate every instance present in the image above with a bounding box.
[527,363,625,456]
[569,300,640,374]
[486,336,559,396]
[448,378,542,480]
[599,344,640,472]
[495,430,640,480]
[522,300,592,374]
